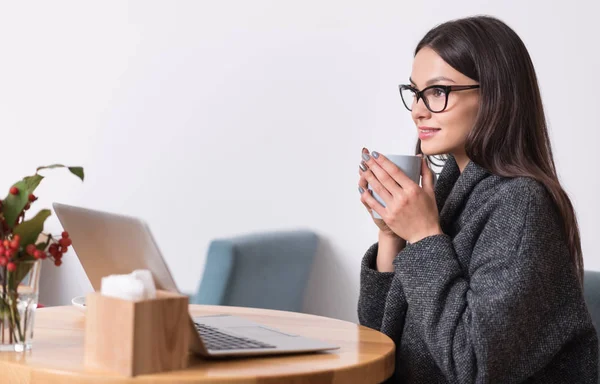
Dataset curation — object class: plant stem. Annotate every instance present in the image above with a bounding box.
[9,293,23,343]
[43,234,52,251]
[4,270,24,345]
[22,302,29,345]
[1,266,6,344]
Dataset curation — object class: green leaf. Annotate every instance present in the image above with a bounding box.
[36,164,85,182]
[23,174,44,192]
[67,167,84,181]
[36,164,66,172]
[35,235,51,251]
[2,165,84,231]
[2,175,44,229]
[13,209,51,247]
[18,254,36,263]
[10,262,34,288]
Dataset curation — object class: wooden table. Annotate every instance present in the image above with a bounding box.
[0,305,395,383]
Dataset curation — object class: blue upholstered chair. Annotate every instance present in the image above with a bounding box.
[583,270,600,382]
[190,230,319,313]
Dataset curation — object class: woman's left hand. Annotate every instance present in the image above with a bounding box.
[359,150,443,244]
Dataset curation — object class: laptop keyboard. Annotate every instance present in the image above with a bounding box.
[194,323,276,351]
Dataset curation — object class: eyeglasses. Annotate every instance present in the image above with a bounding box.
[398,84,480,113]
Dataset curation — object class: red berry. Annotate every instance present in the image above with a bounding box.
[61,231,69,239]
[2,240,9,249]
[54,259,62,267]
[4,249,13,259]
[33,250,43,259]
[10,239,19,250]
[59,238,72,247]
[28,194,36,202]
[0,257,7,267]
[13,235,20,243]
[9,187,18,195]
[26,244,36,256]
[7,262,16,272]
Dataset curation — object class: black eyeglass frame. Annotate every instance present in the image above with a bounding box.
[398,84,480,113]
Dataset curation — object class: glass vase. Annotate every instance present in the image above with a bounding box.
[0,259,42,352]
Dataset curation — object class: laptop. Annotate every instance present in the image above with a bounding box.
[52,202,339,358]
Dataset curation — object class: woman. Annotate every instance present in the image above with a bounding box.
[357,15,598,383]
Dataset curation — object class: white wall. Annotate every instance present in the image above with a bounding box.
[0,0,597,322]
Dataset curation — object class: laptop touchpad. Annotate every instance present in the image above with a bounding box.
[228,326,297,338]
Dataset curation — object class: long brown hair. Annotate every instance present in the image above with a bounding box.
[414,15,584,285]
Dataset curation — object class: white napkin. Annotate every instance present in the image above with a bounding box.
[100,269,157,301]
[131,269,157,299]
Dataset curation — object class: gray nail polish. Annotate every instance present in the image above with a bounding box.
[362,153,370,161]
[358,186,365,194]
[371,151,379,159]
[359,162,367,172]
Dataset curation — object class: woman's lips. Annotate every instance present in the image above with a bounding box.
[418,127,441,140]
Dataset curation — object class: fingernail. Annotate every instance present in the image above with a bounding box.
[371,151,379,159]
[362,153,370,161]
[359,161,367,172]
[362,147,369,153]
[358,186,365,194]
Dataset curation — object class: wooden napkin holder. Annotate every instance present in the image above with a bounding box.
[84,289,190,377]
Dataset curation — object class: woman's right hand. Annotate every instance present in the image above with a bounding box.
[359,147,407,272]
[358,148,401,239]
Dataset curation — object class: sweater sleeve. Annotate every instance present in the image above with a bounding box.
[394,183,598,383]
[357,242,397,330]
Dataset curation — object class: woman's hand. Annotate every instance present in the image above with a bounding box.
[358,148,442,244]
[358,148,399,239]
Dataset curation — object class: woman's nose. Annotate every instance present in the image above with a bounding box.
[411,96,431,121]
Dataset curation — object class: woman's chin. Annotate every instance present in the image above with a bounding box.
[420,143,445,157]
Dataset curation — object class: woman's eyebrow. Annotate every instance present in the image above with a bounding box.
[409,76,456,86]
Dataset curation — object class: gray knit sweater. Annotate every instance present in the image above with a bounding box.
[358,156,598,383]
